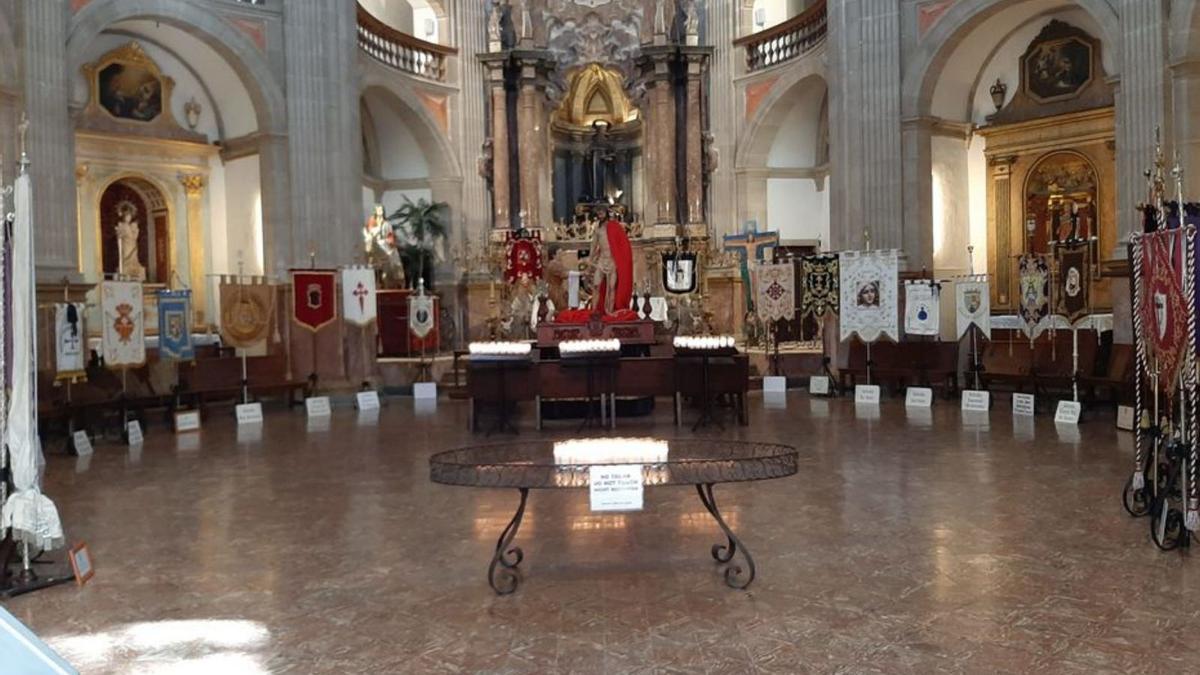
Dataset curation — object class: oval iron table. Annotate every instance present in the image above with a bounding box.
[429,439,798,594]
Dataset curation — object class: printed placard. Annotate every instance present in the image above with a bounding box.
[589,464,644,512]
[413,382,437,400]
[961,390,990,412]
[905,387,933,408]
[809,376,830,396]
[174,410,201,433]
[73,430,94,456]
[854,384,881,405]
[1055,400,1082,425]
[1012,393,1036,417]
[763,376,787,394]
[236,402,264,425]
[356,390,381,411]
[305,396,332,418]
[126,420,144,445]
[1116,405,1135,431]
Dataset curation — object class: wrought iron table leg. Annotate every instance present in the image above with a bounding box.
[695,483,755,589]
[488,488,529,594]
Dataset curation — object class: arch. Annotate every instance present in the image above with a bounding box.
[901,0,1120,119]
[67,0,286,134]
[735,50,827,169]
[95,171,177,283]
[359,66,463,180]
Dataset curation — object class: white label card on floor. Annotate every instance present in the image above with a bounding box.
[1012,393,1036,417]
[414,382,437,400]
[763,376,787,394]
[854,385,880,405]
[356,391,381,411]
[305,396,332,418]
[809,376,830,396]
[174,411,201,433]
[589,464,644,512]
[1055,400,1082,425]
[236,403,264,425]
[73,430,93,456]
[1116,405,1135,431]
[126,420,143,445]
[961,390,990,412]
[905,387,933,408]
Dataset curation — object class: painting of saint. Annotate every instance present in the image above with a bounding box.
[99,62,162,122]
[1025,37,1091,101]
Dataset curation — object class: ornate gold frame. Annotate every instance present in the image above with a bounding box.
[81,42,182,132]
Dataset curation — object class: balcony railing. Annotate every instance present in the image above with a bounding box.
[357,4,457,82]
[734,0,827,73]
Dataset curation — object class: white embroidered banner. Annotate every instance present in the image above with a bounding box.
[101,280,146,367]
[904,281,940,336]
[955,277,991,340]
[838,250,899,342]
[409,293,436,339]
[756,261,795,323]
[54,302,87,379]
[342,266,377,327]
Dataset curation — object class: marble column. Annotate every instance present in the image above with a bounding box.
[641,49,677,225]
[452,0,491,255]
[485,63,511,229]
[707,0,739,238]
[1115,0,1167,255]
[21,0,78,280]
[684,52,707,225]
[859,0,903,254]
[282,0,361,275]
[179,174,208,324]
[516,63,543,227]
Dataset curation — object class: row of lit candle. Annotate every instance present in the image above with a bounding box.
[468,341,532,356]
[673,335,736,350]
[552,438,670,465]
[558,339,621,355]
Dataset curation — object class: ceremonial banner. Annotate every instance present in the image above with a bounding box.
[1056,243,1090,325]
[1139,230,1188,392]
[756,261,795,323]
[903,281,940,336]
[342,266,377,326]
[219,278,274,348]
[54,303,86,380]
[1017,253,1050,340]
[504,230,543,283]
[662,252,698,294]
[291,269,338,332]
[801,254,839,319]
[955,277,991,340]
[409,293,436,340]
[100,280,145,367]
[839,250,899,342]
[156,290,194,360]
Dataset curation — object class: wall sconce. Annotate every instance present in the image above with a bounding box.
[989,78,1007,112]
[184,97,202,130]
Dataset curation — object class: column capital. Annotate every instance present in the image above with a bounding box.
[178,173,206,196]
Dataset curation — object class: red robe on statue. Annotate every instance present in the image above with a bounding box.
[594,219,634,316]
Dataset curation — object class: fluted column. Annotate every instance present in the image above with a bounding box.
[259,133,291,277]
[708,0,738,237]
[283,0,361,275]
[860,0,902,253]
[825,0,862,251]
[1116,0,1167,254]
[22,0,77,280]
[179,174,208,324]
[453,0,491,252]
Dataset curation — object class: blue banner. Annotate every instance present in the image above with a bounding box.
[156,289,194,360]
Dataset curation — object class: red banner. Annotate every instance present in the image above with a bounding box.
[291,270,338,332]
[1140,231,1187,393]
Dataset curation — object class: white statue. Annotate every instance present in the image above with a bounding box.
[684,0,700,44]
[488,1,505,51]
[114,201,146,281]
[363,203,406,287]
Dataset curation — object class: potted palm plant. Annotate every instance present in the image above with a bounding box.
[388,197,448,289]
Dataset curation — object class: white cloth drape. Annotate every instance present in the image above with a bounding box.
[903,281,940,336]
[2,171,65,551]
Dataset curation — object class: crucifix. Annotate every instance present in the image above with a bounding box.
[722,223,779,310]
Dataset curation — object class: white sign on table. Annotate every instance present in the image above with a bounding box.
[356,390,381,411]
[1055,400,1082,425]
[854,385,881,405]
[589,465,644,512]
[809,376,830,396]
[73,430,93,456]
[1116,405,1135,431]
[905,387,933,408]
[174,410,201,433]
[236,402,264,425]
[126,420,144,445]
[961,390,990,412]
[1012,393,1036,417]
[305,396,332,418]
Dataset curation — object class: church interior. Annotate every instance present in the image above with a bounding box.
[2,0,1200,672]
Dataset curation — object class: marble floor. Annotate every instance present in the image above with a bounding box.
[6,393,1200,674]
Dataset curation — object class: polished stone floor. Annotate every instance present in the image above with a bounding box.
[7,393,1200,674]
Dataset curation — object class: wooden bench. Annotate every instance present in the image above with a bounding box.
[176,354,313,409]
[1081,343,1134,405]
[840,340,960,396]
[980,330,1099,403]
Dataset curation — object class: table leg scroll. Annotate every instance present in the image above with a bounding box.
[695,483,755,589]
[488,488,529,594]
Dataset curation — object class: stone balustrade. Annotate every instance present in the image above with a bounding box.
[734,0,827,73]
[357,4,456,82]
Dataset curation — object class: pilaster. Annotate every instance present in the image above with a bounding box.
[1115,0,1167,254]
[179,174,208,324]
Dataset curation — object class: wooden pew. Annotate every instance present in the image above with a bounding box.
[1081,343,1134,405]
[176,355,313,409]
[840,340,959,396]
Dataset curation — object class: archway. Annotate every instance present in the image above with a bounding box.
[98,175,172,284]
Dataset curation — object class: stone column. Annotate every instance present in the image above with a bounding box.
[516,61,543,226]
[683,51,707,225]
[21,0,78,280]
[258,133,291,277]
[179,174,208,324]
[453,0,491,253]
[1115,0,1167,255]
[900,118,933,271]
[860,0,903,253]
[485,62,511,229]
[641,49,677,225]
[1172,60,1200,198]
[707,0,739,238]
